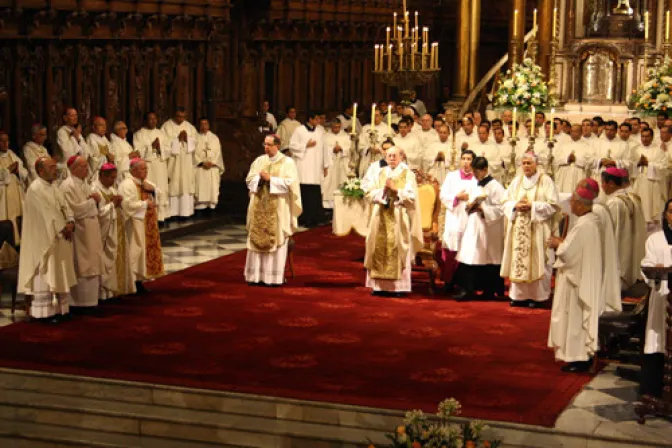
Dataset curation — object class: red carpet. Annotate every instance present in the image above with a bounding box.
[0,227,595,427]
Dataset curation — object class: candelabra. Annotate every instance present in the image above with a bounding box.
[449,107,458,171]
[508,137,519,183]
[373,3,440,105]
[348,133,360,178]
[546,136,556,179]
[548,34,558,100]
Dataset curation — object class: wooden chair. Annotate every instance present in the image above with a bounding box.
[0,218,20,314]
[411,171,441,294]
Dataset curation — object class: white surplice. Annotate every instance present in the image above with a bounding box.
[456,177,505,265]
[86,133,112,182]
[553,139,594,193]
[57,125,89,162]
[360,160,386,193]
[424,140,452,184]
[0,150,28,243]
[161,119,198,217]
[18,178,76,318]
[592,203,623,314]
[439,170,478,252]
[132,127,170,221]
[592,137,635,182]
[471,141,505,184]
[548,212,602,362]
[321,130,351,208]
[110,134,134,181]
[416,128,440,151]
[454,129,479,151]
[632,143,667,224]
[194,131,225,210]
[394,133,423,171]
[277,118,301,151]
[336,114,362,135]
[22,141,50,183]
[641,230,670,354]
[289,125,325,185]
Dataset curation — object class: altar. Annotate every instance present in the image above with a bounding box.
[332,192,370,237]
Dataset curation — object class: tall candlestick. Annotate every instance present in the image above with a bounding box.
[533,8,538,37]
[380,45,384,70]
[371,103,376,126]
[352,103,357,135]
[405,11,409,38]
[645,10,650,41]
[403,0,406,16]
[435,42,439,68]
[386,27,390,48]
[399,45,403,70]
[422,43,427,70]
[552,7,557,39]
[513,9,518,39]
[411,44,415,70]
[388,44,392,71]
[414,11,418,41]
[531,106,536,137]
[374,45,378,71]
[512,107,517,139]
[387,105,392,135]
[393,13,397,38]
[549,108,555,140]
[666,11,670,42]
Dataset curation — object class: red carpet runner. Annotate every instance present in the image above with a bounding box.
[0,227,595,427]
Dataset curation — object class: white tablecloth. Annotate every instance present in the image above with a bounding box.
[332,192,370,237]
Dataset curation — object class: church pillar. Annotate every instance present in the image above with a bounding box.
[468,0,481,91]
[537,0,554,77]
[509,0,526,69]
[454,0,470,99]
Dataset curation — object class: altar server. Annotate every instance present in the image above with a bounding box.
[60,155,103,310]
[57,108,88,162]
[118,159,164,292]
[439,150,477,287]
[554,124,594,193]
[161,107,198,218]
[394,118,423,170]
[632,128,667,229]
[455,117,479,150]
[277,106,301,153]
[592,121,635,186]
[547,186,602,373]
[416,114,440,150]
[0,132,28,243]
[321,120,351,209]
[93,163,135,299]
[470,125,504,183]
[424,125,452,184]
[194,118,225,212]
[363,146,423,295]
[133,112,170,222]
[501,151,560,307]
[290,111,325,226]
[17,158,76,322]
[245,134,302,285]
[23,124,50,183]
[453,157,506,300]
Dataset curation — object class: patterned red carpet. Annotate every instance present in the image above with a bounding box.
[0,227,595,427]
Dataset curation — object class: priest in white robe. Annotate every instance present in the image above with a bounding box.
[17,158,76,322]
[424,125,452,185]
[517,123,551,175]
[592,121,635,198]
[60,156,103,311]
[358,108,389,176]
[321,120,351,209]
[336,104,362,136]
[277,106,301,153]
[119,159,164,292]
[110,121,139,182]
[363,146,423,295]
[439,150,478,288]
[161,107,198,218]
[245,134,302,285]
[547,186,602,372]
[639,199,672,397]
[554,124,594,193]
[492,127,510,185]
[360,140,394,192]
[632,128,667,229]
[0,132,28,244]
[133,112,170,222]
[93,163,135,299]
[289,111,325,226]
[57,108,89,163]
[454,117,479,151]
[23,124,50,183]
[602,167,647,292]
[470,125,504,183]
[453,156,506,300]
[416,114,440,150]
[394,118,423,171]
[501,151,560,307]
[86,116,112,182]
[194,118,225,211]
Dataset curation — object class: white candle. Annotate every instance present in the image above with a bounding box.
[386,27,390,49]
[388,105,392,135]
[533,8,537,37]
[512,107,517,139]
[645,10,650,41]
[415,11,419,43]
[550,108,555,139]
[388,44,392,71]
[399,44,403,70]
[411,44,415,70]
[422,43,427,70]
[435,42,439,68]
[513,9,518,39]
[393,13,397,38]
[531,106,536,137]
[374,45,378,71]
[405,11,409,38]
[352,103,357,134]
[371,103,376,126]
[666,11,670,42]
[380,45,384,70]
[552,7,557,39]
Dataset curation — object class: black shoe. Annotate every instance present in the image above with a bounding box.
[510,299,529,307]
[528,300,546,309]
[59,313,73,322]
[561,361,591,373]
[135,282,149,295]
[372,291,385,296]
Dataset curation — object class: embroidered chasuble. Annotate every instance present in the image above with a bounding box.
[99,189,134,296]
[136,184,164,278]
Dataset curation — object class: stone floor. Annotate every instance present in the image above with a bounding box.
[0,222,670,443]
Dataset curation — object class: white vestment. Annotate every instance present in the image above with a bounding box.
[592,203,623,314]
[86,133,112,182]
[132,127,170,221]
[0,150,28,243]
[17,178,76,318]
[194,131,225,209]
[553,139,594,193]
[440,170,478,251]
[22,141,50,183]
[592,137,635,183]
[277,118,301,151]
[57,126,88,162]
[472,141,506,183]
[118,177,156,281]
[641,231,670,354]
[548,212,602,362]
[516,137,551,175]
[360,160,386,193]
[336,114,362,135]
[454,129,479,151]
[424,140,452,184]
[416,128,440,151]
[394,133,423,170]
[110,134,134,181]
[358,123,389,176]
[289,125,325,185]
[244,153,302,285]
[632,143,667,224]
[161,119,198,217]
[321,130,351,208]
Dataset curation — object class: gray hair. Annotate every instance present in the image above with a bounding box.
[31,124,47,135]
[114,121,127,133]
[572,192,593,207]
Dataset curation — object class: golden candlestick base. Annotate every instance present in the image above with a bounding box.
[612,0,632,16]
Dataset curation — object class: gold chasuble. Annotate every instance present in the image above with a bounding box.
[364,164,423,281]
[501,172,560,283]
[136,184,164,278]
[99,190,134,296]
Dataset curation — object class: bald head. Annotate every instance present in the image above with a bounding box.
[570,124,582,141]
[131,159,148,181]
[93,116,107,136]
[69,156,89,180]
[37,157,58,183]
[421,114,433,131]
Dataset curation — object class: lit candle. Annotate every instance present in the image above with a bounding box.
[398,26,403,47]
[411,44,415,70]
[405,11,409,38]
[371,103,376,126]
[435,42,439,68]
[399,44,403,70]
[422,43,427,70]
[423,27,428,45]
[387,105,392,135]
[666,11,670,42]
[512,107,517,139]
[393,13,397,38]
[513,9,518,39]
[549,108,555,140]
[380,45,384,70]
[552,7,557,39]
[415,11,419,41]
[388,44,392,71]
[403,0,407,16]
[374,45,378,71]
[352,103,357,135]
[533,8,537,38]
[645,10,650,41]
[386,27,390,49]
[530,106,535,137]
[431,43,436,69]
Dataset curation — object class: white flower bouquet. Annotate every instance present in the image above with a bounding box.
[631,57,672,114]
[493,58,554,112]
[340,178,365,200]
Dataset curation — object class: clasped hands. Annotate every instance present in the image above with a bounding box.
[259,170,271,182]
[178,130,188,143]
[515,197,531,212]
[61,222,75,241]
[546,236,564,250]
[600,158,616,168]
[638,154,649,167]
[455,190,469,202]
[384,179,398,194]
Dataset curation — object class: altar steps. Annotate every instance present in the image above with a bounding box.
[0,368,669,448]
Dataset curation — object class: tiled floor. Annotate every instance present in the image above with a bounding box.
[1,223,671,443]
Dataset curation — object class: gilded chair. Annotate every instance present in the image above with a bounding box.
[411,171,441,294]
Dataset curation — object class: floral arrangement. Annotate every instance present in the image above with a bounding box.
[631,57,672,114]
[367,399,501,448]
[340,178,365,200]
[493,58,553,112]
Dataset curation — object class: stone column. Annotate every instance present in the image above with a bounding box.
[454,0,470,98]
[468,0,481,91]
[538,0,554,77]
[509,0,526,69]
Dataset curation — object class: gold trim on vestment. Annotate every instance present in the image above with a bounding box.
[510,174,544,284]
[249,161,281,252]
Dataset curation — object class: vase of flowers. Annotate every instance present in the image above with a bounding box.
[631,57,672,114]
[340,178,365,200]
[367,399,501,448]
[494,58,554,112]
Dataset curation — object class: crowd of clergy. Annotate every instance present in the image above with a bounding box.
[246,100,668,394]
[1,106,224,324]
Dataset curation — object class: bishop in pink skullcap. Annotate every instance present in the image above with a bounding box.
[604,166,620,177]
[616,168,629,178]
[100,162,117,172]
[583,178,599,193]
[67,155,80,167]
[575,187,597,201]
[129,157,143,169]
